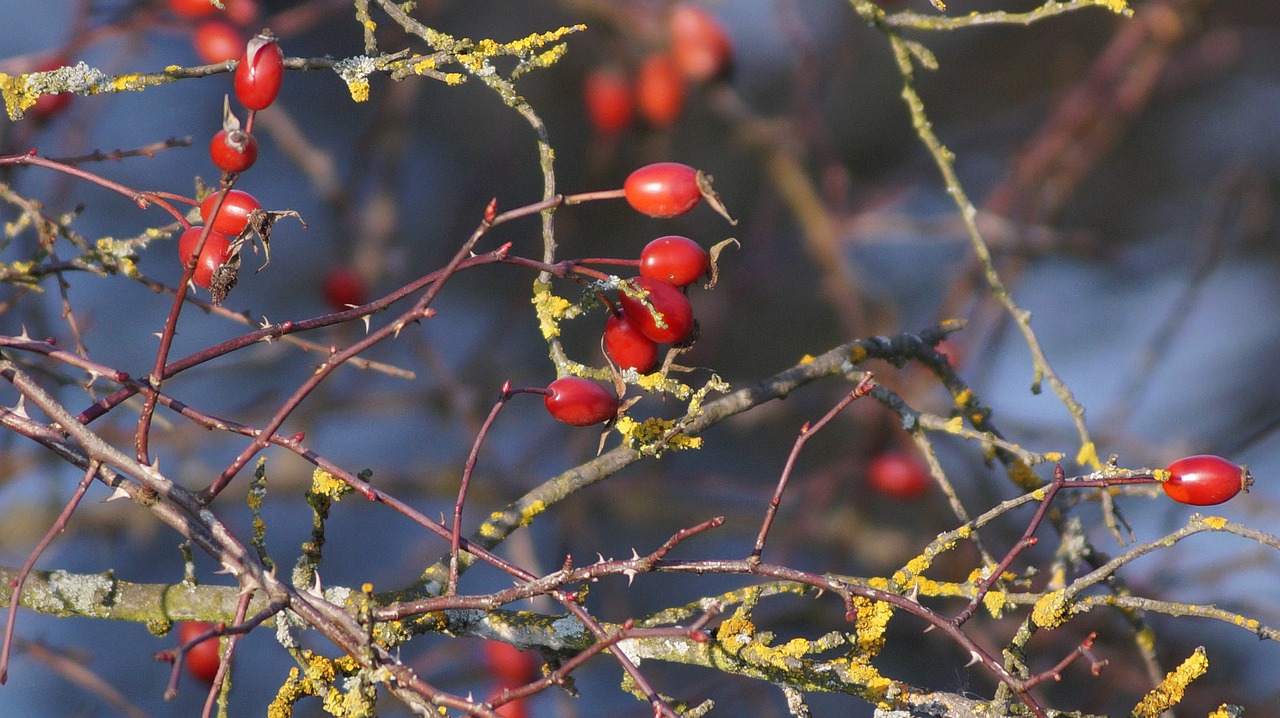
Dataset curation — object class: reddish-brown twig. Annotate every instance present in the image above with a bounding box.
[448,383,515,595]
[0,459,100,685]
[750,373,877,564]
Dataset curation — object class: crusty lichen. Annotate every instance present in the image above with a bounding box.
[1130,647,1208,717]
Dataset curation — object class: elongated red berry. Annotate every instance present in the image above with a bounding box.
[234,31,283,111]
[617,276,695,345]
[635,53,685,128]
[583,67,633,136]
[178,227,233,288]
[1162,454,1251,506]
[669,3,733,82]
[640,235,708,287]
[176,621,221,683]
[624,162,701,219]
[605,313,659,373]
[193,21,245,64]
[544,377,618,426]
[199,189,260,235]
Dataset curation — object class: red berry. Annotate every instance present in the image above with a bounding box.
[668,3,733,82]
[234,32,284,111]
[169,0,218,18]
[583,67,633,136]
[209,128,258,172]
[178,227,233,288]
[176,621,221,683]
[639,235,708,287]
[199,189,260,235]
[322,265,368,310]
[543,377,618,426]
[617,276,695,345]
[867,451,931,500]
[193,20,245,64]
[635,53,686,128]
[1162,454,1251,506]
[624,162,701,219]
[482,640,538,687]
[223,0,260,26]
[605,313,659,373]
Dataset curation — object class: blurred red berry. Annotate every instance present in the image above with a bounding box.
[169,0,218,19]
[176,621,221,683]
[193,20,245,64]
[322,265,368,310]
[867,451,931,500]
[669,3,733,82]
[583,67,634,136]
[635,53,685,128]
[482,640,539,687]
[223,0,260,26]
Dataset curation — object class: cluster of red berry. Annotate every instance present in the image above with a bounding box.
[177,24,282,299]
[583,3,732,134]
[541,162,719,428]
[167,0,262,65]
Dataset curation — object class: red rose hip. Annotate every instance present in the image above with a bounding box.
[668,3,733,82]
[543,377,618,426]
[199,189,260,235]
[210,128,258,172]
[584,67,633,136]
[617,276,695,344]
[234,31,284,111]
[322,265,368,310]
[867,451,931,500]
[640,235,709,287]
[1162,454,1251,506]
[176,621,222,683]
[635,53,686,128]
[624,162,701,219]
[177,227,233,289]
[605,313,659,373]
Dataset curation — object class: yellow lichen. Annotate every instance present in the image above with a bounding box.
[1130,647,1208,718]
[346,79,370,102]
[1031,589,1069,629]
[799,354,816,364]
[1201,516,1227,530]
[851,597,892,656]
[982,590,1006,619]
[1075,441,1101,470]
[530,281,570,339]
[310,468,352,500]
[615,416,702,454]
[1006,459,1042,490]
